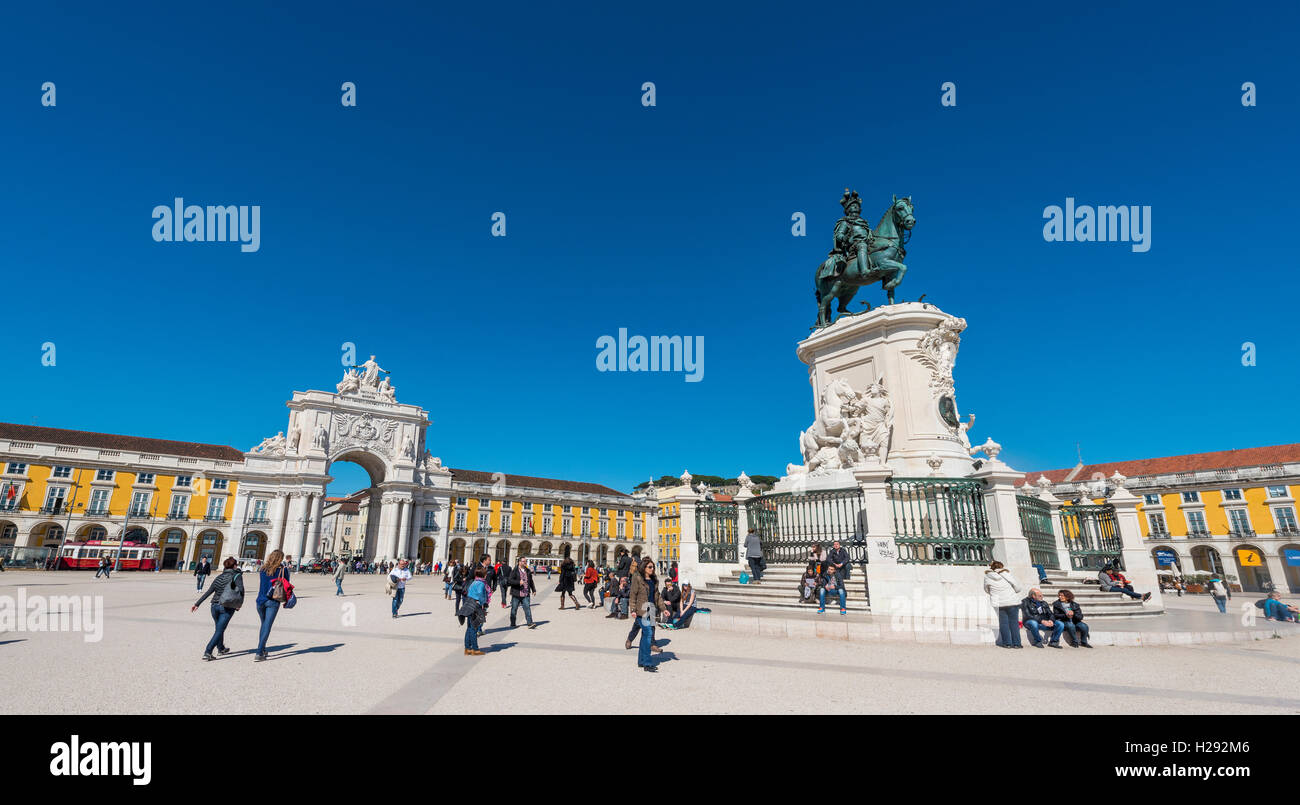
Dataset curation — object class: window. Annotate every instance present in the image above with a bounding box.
[129,491,151,517]
[521,515,533,533]
[579,519,589,537]
[542,515,552,534]
[95,469,114,482]
[1267,485,1289,498]
[1227,509,1252,534]
[562,505,571,514]
[562,517,572,536]
[423,510,436,529]
[6,463,27,474]
[211,479,229,490]
[52,466,73,479]
[617,521,625,538]
[251,499,269,521]
[456,497,467,506]
[1181,491,1200,504]
[1143,494,1161,506]
[478,513,489,531]
[455,512,467,531]
[1147,512,1167,534]
[1187,510,1208,534]
[206,498,226,519]
[43,486,67,513]
[136,473,155,485]
[1275,507,1298,532]
[169,494,189,518]
[88,488,111,515]
[344,527,352,536]
[0,483,19,510]
[582,507,590,515]
[600,508,607,515]
[1,524,16,542]
[479,498,489,506]
[175,475,193,488]
[634,523,641,538]
[500,513,512,534]
[1221,488,1243,501]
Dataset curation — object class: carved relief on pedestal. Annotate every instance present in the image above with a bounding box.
[788,376,894,476]
[331,412,398,458]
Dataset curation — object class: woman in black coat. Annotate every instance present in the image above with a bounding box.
[556,558,581,610]
[1052,589,1092,648]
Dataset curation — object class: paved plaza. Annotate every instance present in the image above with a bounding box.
[2,570,1298,715]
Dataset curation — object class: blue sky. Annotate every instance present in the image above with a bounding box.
[2,1,1297,496]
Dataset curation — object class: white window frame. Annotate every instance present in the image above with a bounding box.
[129,491,151,516]
[43,486,68,511]
[136,473,155,485]
[206,497,225,519]
[500,513,512,534]
[251,499,269,521]
[1220,488,1244,502]
[95,469,115,482]
[1266,485,1288,499]
[211,479,229,490]
[1272,506,1298,532]
[88,488,111,514]
[1186,509,1208,534]
[6,463,28,475]
[52,465,73,479]
[1181,490,1200,504]
[1147,512,1167,534]
[169,494,190,518]
[542,515,552,534]
[1227,508,1252,533]
[1142,494,1161,506]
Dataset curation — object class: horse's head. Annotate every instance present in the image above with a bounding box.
[890,194,916,230]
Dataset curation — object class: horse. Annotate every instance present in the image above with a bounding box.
[814,195,915,327]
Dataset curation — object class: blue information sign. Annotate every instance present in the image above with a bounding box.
[1154,550,1177,566]
[1284,549,1300,567]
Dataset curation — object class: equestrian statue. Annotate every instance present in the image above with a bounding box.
[814,189,916,328]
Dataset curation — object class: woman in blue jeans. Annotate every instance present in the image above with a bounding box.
[462,567,490,655]
[254,549,289,662]
[191,557,243,660]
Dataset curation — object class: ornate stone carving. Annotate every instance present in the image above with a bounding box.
[1109,471,1127,490]
[402,433,415,461]
[252,432,287,455]
[903,315,967,400]
[957,414,975,451]
[737,472,753,491]
[332,412,398,458]
[680,470,692,487]
[790,376,893,476]
[312,421,329,451]
[419,450,450,477]
[335,355,398,402]
[970,437,1002,461]
[926,454,943,476]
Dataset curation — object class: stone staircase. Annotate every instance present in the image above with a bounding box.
[695,567,1164,619]
[696,566,871,614]
[1032,570,1165,619]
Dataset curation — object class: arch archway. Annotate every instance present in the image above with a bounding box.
[0,520,16,545]
[448,538,467,564]
[242,531,268,560]
[326,449,388,561]
[538,541,553,557]
[517,540,533,558]
[494,540,511,563]
[1150,545,1181,575]
[197,529,224,562]
[560,542,572,559]
[76,523,108,541]
[1279,544,1300,593]
[1190,545,1224,576]
[472,538,488,562]
[418,537,437,564]
[160,528,189,570]
[124,526,149,543]
[1232,544,1272,592]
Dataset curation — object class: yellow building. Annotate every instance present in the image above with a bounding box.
[0,423,243,569]
[443,469,653,568]
[1026,443,1300,593]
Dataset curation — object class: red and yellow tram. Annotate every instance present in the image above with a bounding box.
[57,540,159,571]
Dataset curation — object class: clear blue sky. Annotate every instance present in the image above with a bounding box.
[2,1,1297,496]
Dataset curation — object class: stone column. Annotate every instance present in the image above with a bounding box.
[1109,486,1164,609]
[1042,492,1073,575]
[674,489,707,583]
[410,503,425,558]
[230,491,251,537]
[283,493,308,560]
[1262,549,1289,595]
[396,499,411,560]
[269,492,288,551]
[733,487,755,572]
[375,495,397,560]
[306,493,325,558]
[972,460,1035,585]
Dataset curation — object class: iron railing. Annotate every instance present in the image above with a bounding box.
[1059,503,1123,571]
[745,488,866,565]
[696,500,738,563]
[1016,494,1059,570]
[889,478,992,565]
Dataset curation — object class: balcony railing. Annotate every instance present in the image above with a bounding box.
[248,517,270,525]
[1275,527,1300,538]
[419,525,438,532]
[86,508,109,517]
[129,508,150,518]
[1187,529,1212,539]
[1148,528,1170,538]
[166,512,189,520]
[1228,528,1256,539]
[203,515,226,522]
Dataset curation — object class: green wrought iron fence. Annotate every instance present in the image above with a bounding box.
[744,488,866,565]
[696,500,738,563]
[1016,494,1060,570]
[1058,503,1123,571]
[888,478,992,564]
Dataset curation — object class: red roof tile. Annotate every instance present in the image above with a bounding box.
[1022,443,1300,487]
[0,422,244,462]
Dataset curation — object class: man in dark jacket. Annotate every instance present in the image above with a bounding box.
[507,557,538,629]
[1020,588,1064,648]
[194,556,212,591]
[827,540,850,582]
[744,528,764,584]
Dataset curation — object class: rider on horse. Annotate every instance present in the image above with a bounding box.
[816,189,874,286]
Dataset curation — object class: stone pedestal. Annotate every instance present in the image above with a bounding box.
[1110,487,1164,609]
[973,460,1036,587]
[792,302,977,480]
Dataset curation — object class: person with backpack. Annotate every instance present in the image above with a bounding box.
[582,560,600,608]
[1208,576,1231,613]
[452,561,469,616]
[192,557,244,661]
[460,567,490,655]
[1262,592,1299,622]
[254,549,291,662]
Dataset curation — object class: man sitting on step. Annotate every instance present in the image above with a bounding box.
[1098,564,1151,603]
[817,564,847,615]
[1020,588,1064,648]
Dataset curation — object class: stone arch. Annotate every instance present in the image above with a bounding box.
[197,529,224,561]
[31,521,64,547]
[472,538,488,563]
[517,540,533,558]
[494,539,511,563]
[0,519,16,545]
[418,536,437,564]
[1190,544,1224,576]
[560,542,573,559]
[538,541,553,557]
[159,527,189,570]
[123,526,150,543]
[76,523,109,541]
[1278,544,1300,593]
[1149,545,1180,574]
[242,531,268,560]
[1232,543,1272,593]
[448,538,467,564]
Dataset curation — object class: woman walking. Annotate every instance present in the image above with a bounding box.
[460,567,490,655]
[556,557,581,610]
[254,549,290,662]
[581,560,600,608]
[983,560,1024,649]
[191,557,243,660]
[627,558,666,653]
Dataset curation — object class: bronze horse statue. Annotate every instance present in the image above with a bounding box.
[814,195,915,328]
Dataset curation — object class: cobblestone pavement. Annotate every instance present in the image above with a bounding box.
[2,571,1298,715]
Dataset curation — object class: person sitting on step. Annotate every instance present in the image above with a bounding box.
[799,563,819,604]
[817,563,847,615]
[1098,564,1150,603]
[1021,587,1064,648]
[1052,589,1092,648]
